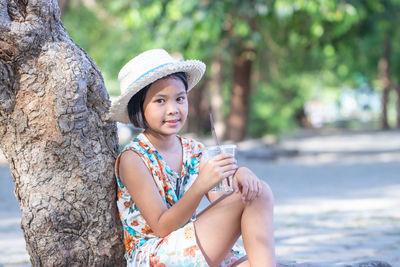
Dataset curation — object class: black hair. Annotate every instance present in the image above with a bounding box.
[127,72,188,128]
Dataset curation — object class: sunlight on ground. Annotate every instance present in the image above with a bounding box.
[283,152,400,166]
[0,217,29,265]
[1,130,399,266]
[274,189,400,265]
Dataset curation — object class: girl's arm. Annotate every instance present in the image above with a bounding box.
[119,150,236,237]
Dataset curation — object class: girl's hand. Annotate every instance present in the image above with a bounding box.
[196,153,238,194]
[232,167,263,204]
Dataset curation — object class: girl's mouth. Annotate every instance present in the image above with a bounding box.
[164,119,180,126]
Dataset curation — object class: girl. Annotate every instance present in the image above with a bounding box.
[110,49,276,267]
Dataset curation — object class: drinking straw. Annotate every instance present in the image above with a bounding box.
[209,113,230,186]
[209,113,220,146]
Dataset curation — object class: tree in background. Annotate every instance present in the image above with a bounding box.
[0,0,124,265]
[63,0,400,140]
[344,0,400,129]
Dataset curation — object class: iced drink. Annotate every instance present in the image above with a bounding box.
[201,144,237,192]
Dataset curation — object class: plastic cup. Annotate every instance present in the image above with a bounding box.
[201,144,237,192]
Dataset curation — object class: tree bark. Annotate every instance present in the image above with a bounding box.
[378,31,391,130]
[226,47,254,141]
[0,0,124,265]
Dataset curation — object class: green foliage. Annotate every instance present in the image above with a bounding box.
[62,0,400,137]
[249,73,313,136]
[63,0,135,96]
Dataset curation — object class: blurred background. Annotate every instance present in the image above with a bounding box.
[1,0,400,266]
[59,0,400,143]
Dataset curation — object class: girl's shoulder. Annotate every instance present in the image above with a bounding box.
[117,134,155,168]
[121,133,151,154]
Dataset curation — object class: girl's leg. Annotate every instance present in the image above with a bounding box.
[193,168,275,267]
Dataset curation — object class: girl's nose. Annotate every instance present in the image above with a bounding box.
[167,102,179,114]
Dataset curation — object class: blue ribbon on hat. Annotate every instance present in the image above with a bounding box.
[125,62,173,92]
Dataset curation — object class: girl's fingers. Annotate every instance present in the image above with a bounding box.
[212,154,235,167]
[214,153,235,161]
[252,180,258,200]
[247,179,256,202]
[244,178,260,202]
[215,158,237,168]
[232,177,239,193]
[256,180,262,197]
[253,179,260,200]
[220,164,238,175]
[251,179,262,201]
[241,180,249,203]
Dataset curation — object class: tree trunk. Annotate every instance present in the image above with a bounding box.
[187,80,209,135]
[0,1,124,265]
[226,47,254,141]
[208,51,226,139]
[378,31,391,130]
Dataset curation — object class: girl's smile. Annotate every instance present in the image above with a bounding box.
[164,119,180,127]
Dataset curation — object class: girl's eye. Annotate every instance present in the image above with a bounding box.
[177,96,186,102]
[155,99,165,103]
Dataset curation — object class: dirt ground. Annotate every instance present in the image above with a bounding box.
[1,129,399,266]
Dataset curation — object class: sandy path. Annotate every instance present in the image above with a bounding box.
[1,130,399,266]
[247,130,400,266]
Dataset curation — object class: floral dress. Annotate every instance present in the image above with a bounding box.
[115,133,246,266]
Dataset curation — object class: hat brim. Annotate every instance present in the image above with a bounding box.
[110,59,206,124]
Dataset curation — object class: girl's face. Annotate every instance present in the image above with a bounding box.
[142,77,188,136]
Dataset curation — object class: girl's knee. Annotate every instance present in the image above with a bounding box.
[235,166,252,177]
[234,167,274,206]
[259,181,274,207]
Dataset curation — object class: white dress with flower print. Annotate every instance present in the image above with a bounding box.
[115,133,246,266]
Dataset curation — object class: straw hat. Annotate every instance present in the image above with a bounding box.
[110,49,206,124]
